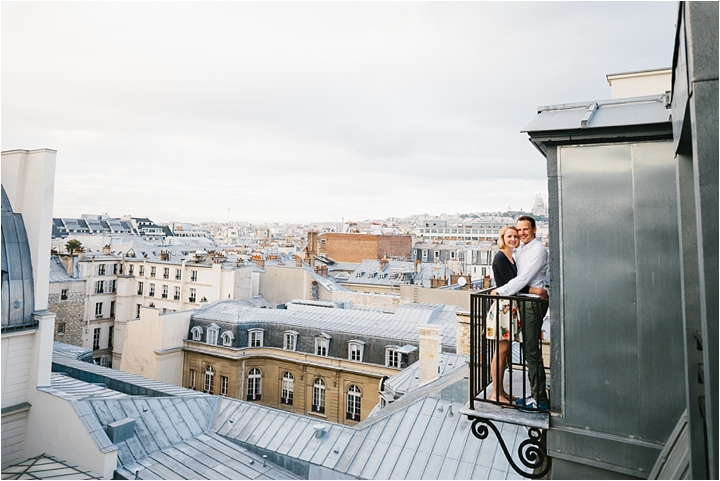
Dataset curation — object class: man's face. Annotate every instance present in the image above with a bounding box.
[516,220,536,244]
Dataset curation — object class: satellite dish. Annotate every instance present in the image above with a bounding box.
[458,277,467,287]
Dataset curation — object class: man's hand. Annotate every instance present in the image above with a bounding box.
[490,289,498,296]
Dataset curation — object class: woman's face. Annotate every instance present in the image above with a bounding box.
[503,229,519,248]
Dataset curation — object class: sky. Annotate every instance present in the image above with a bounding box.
[2,1,679,225]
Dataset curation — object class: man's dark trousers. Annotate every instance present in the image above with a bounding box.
[522,300,549,404]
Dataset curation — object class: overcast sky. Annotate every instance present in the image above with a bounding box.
[2,1,678,224]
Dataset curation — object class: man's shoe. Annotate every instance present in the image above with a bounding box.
[514,396,549,412]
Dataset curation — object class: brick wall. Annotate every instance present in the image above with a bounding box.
[318,233,412,263]
[1,410,28,466]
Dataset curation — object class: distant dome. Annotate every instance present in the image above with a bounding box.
[1,185,35,330]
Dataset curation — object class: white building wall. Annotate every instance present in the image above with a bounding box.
[1,333,34,409]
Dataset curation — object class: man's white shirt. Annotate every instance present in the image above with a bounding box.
[496,237,548,296]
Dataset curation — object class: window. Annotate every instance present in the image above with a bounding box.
[174,286,181,300]
[247,368,261,401]
[162,285,168,299]
[95,302,103,317]
[315,335,330,357]
[191,270,198,282]
[348,341,365,362]
[57,322,66,336]
[139,265,144,276]
[422,250,428,260]
[312,378,325,413]
[221,331,235,347]
[128,265,134,276]
[97,264,106,276]
[220,375,229,397]
[137,281,144,295]
[175,269,182,280]
[108,326,114,349]
[163,267,169,279]
[61,289,68,300]
[110,301,115,318]
[93,327,101,350]
[108,279,116,293]
[191,326,203,341]
[189,369,196,390]
[281,372,294,405]
[113,264,119,275]
[150,266,156,278]
[149,283,155,297]
[207,326,218,345]
[283,331,298,351]
[386,346,402,368]
[94,281,104,294]
[204,366,214,394]
[189,288,197,303]
[136,304,141,318]
[434,251,440,259]
[249,329,264,348]
[99,355,110,367]
[347,385,361,420]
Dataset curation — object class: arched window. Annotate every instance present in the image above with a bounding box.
[221,331,235,347]
[347,385,362,420]
[190,326,203,341]
[247,368,262,401]
[204,365,214,394]
[312,378,325,413]
[281,372,294,405]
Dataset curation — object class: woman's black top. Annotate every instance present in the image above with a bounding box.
[492,252,530,293]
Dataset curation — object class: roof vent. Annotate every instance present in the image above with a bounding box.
[314,424,326,438]
[105,418,136,443]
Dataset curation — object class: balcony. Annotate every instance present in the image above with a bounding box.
[460,289,551,479]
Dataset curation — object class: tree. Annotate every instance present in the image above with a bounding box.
[65,239,83,253]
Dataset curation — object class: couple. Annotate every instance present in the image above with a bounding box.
[487,215,549,410]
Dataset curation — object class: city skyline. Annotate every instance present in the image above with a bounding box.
[2,2,677,224]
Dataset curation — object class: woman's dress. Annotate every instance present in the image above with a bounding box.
[485,252,522,342]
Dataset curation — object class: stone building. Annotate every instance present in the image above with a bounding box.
[47,255,86,347]
[181,299,460,425]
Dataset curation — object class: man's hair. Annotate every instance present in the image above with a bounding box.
[517,215,536,229]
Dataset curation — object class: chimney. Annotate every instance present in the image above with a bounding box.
[418,325,441,386]
[159,250,169,261]
[295,255,302,267]
[257,257,265,268]
[59,253,76,277]
[415,259,421,273]
[379,256,388,272]
[102,244,111,255]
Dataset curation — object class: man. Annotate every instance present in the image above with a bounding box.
[492,215,549,410]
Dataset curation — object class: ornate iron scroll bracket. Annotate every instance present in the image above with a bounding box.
[469,417,551,479]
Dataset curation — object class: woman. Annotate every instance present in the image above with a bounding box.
[486,225,546,403]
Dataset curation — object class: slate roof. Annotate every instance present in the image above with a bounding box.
[191,300,458,352]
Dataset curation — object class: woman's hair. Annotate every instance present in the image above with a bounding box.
[497,225,519,249]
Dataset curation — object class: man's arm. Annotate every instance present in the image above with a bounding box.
[496,244,547,296]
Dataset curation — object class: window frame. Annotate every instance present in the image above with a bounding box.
[204,365,214,394]
[315,334,330,357]
[137,281,144,295]
[95,302,103,318]
[57,322,66,336]
[347,384,362,421]
[61,289,68,300]
[190,270,198,282]
[207,326,218,346]
[150,266,156,278]
[281,372,294,405]
[247,368,262,401]
[221,331,235,347]
[93,327,101,350]
[161,284,168,299]
[249,329,264,348]
[163,267,169,279]
[191,326,203,341]
[283,331,298,351]
[189,369,196,390]
[385,346,402,368]
[220,375,229,397]
[348,341,365,362]
[312,378,326,413]
[148,283,155,297]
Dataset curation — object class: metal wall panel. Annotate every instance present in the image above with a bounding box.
[557,140,685,445]
[559,143,641,436]
[630,141,685,443]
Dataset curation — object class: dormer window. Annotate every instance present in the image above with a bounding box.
[248,329,264,348]
[191,326,203,341]
[283,331,298,351]
[315,333,331,357]
[386,346,402,368]
[221,331,235,347]
[206,323,219,345]
[348,340,365,362]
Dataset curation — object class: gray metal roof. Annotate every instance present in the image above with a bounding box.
[47,373,130,401]
[382,353,469,398]
[49,255,82,282]
[192,300,458,350]
[522,94,671,133]
[53,341,94,362]
[1,185,36,331]
[213,368,528,480]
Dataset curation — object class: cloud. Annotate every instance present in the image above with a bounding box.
[2,2,678,223]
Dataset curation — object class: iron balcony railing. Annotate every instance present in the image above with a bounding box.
[469,289,549,411]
